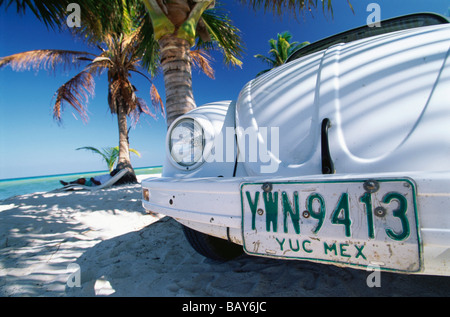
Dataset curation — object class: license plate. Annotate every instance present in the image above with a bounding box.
[241,179,421,272]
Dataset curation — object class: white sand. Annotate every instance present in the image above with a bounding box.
[0,174,449,297]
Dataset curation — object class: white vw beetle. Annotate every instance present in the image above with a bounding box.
[142,13,450,276]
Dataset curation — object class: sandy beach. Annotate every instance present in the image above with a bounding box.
[1,174,449,297]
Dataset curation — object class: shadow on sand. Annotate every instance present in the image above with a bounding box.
[66,218,450,297]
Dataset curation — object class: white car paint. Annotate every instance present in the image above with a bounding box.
[142,22,450,276]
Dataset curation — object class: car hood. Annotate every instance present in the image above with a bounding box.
[235,24,450,176]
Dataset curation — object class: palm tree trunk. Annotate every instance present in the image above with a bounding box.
[116,104,137,183]
[159,35,196,127]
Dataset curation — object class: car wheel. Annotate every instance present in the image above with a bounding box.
[182,225,244,261]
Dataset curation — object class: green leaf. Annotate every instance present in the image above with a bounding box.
[77,145,140,171]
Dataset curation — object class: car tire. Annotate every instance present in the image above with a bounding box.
[182,225,244,261]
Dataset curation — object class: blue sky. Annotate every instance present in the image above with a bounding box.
[0,0,449,179]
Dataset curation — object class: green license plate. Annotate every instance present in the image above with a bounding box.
[241,179,421,272]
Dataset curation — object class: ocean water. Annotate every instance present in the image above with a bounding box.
[0,166,162,201]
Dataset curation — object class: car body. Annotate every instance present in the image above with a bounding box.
[142,13,450,276]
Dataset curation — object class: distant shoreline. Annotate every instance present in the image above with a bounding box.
[0,166,162,200]
[0,166,163,183]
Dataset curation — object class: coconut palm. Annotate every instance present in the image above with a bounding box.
[143,0,245,126]
[0,3,163,183]
[254,31,309,77]
[1,0,243,129]
[77,146,141,172]
[138,0,349,125]
[0,0,134,31]
[0,1,345,30]
[2,0,349,127]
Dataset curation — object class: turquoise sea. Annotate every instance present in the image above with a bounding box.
[0,166,162,201]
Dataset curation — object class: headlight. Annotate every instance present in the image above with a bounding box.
[168,118,205,168]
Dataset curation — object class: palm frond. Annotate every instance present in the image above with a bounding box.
[238,0,326,17]
[1,0,68,29]
[53,70,95,123]
[128,147,141,157]
[151,83,164,116]
[77,145,141,172]
[197,8,244,68]
[123,80,165,127]
[129,96,155,127]
[112,145,140,158]
[0,49,95,73]
[276,37,290,63]
[135,8,160,77]
[254,31,310,77]
[254,54,277,68]
[190,49,215,79]
[109,146,120,164]
[76,145,116,171]
[128,67,165,119]
[0,0,135,33]
[289,41,309,55]
[76,146,109,160]
[79,55,112,78]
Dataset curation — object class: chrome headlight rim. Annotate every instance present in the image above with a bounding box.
[166,115,215,171]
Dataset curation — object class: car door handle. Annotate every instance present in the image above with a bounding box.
[321,118,335,174]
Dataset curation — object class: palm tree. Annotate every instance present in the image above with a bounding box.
[77,146,141,172]
[1,0,243,129]
[254,31,309,77]
[0,0,135,31]
[142,0,244,126]
[0,3,163,183]
[138,0,349,126]
[2,0,348,126]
